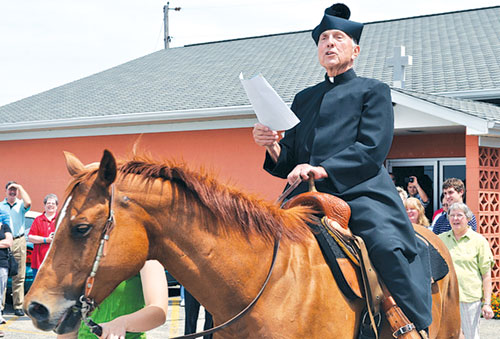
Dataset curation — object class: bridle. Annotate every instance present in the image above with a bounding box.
[77,184,116,336]
[75,184,281,338]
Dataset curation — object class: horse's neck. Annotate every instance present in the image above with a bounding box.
[128,186,272,317]
[164,218,274,316]
[119,178,304,321]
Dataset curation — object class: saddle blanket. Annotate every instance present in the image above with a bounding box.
[310,219,449,300]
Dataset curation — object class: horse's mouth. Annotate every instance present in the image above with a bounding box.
[53,304,82,334]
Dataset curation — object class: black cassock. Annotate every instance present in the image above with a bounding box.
[264,69,432,330]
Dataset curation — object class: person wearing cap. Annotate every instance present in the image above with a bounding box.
[253,3,432,336]
[0,181,31,316]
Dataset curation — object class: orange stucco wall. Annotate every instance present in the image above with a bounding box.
[0,130,473,213]
[388,133,465,159]
[0,128,286,212]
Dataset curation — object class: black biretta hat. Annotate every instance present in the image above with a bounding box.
[311,3,363,45]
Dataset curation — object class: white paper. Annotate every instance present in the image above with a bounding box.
[239,73,299,131]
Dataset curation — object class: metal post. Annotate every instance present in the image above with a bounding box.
[163,2,181,49]
[164,3,169,49]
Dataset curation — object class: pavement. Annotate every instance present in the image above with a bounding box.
[0,287,207,338]
[1,289,499,338]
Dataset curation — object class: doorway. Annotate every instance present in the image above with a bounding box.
[386,158,466,219]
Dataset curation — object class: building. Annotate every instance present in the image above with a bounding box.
[1,6,499,290]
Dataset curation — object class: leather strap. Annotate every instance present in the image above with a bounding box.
[352,235,384,339]
[382,293,422,339]
[171,239,280,339]
[276,178,302,205]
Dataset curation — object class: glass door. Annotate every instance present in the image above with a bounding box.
[386,159,437,219]
[386,158,466,219]
[439,159,467,186]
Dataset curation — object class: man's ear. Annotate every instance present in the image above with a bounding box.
[352,44,360,60]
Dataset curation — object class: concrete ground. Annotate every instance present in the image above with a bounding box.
[2,292,499,338]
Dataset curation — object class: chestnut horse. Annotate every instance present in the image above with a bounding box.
[24,150,460,338]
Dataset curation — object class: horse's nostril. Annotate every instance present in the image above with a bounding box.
[27,302,50,322]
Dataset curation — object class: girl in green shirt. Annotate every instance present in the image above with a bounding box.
[58,260,168,339]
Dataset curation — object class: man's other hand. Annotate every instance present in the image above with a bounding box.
[287,164,328,185]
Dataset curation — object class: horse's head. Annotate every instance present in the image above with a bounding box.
[24,150,150,334]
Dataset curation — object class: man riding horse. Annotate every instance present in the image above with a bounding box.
[253,3,432,337]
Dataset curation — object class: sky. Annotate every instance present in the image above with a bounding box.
[1,0,499,106]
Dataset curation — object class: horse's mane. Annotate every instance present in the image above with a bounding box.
[116,155,314,243]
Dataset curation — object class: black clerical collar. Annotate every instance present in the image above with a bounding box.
[324,68,356,84]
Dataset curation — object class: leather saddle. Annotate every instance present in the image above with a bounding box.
[283,190,446,339]
[283,191,363,298]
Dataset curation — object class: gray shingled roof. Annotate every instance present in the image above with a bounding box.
[1,6,499,126]
[355,6,500,94]
[392,88,500,122]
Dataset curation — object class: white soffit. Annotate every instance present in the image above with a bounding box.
[391,90,491,135]
[0,106,258,141]
[479,136,500,148]
[394,105,454,129]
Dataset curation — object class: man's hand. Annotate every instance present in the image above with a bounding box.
[409,176,429,203]
[252,123,279,147]
[7,182,32,208]
[287,164,328,185]
[253,123,281,163]
[7,183,21,194]
[482,304,494,320]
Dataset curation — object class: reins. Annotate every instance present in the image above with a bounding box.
[171,238,280,339]
[77,183,281,338]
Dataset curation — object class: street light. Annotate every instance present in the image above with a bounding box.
[164,2,181,49]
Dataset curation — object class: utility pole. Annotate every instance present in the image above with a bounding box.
[164,2,181,49]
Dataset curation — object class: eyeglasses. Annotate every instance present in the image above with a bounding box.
[449,214,465,219]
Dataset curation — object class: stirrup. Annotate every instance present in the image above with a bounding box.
[358,309,382,339]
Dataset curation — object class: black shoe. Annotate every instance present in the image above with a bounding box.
[14,309,24,316]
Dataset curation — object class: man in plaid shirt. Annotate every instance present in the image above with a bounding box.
[433,178,477,235]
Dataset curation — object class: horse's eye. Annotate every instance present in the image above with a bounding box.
[71,224,92,238]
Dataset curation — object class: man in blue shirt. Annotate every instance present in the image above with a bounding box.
[0,181,31,316]
[433,178,477,235]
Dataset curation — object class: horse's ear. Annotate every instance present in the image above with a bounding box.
[97,149,117,187]
[64,151,85,177]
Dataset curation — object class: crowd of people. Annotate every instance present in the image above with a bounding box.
[0,181,63,337]
[393,175,495,338]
